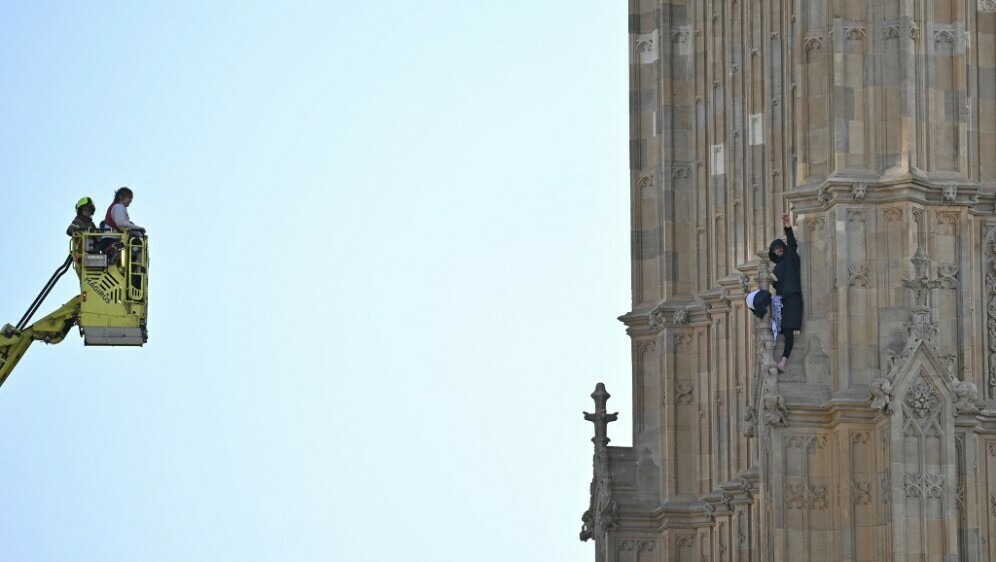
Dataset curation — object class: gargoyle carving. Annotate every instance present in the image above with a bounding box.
[953,380,980,416]
[763,393,789,425]
[869,377,895,414]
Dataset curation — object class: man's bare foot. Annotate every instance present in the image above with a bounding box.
[776,357,788,372]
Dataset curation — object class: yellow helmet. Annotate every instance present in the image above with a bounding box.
[75,196,95,211]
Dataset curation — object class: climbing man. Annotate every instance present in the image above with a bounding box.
[768,212,803,372]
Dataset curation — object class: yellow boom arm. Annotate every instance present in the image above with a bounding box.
[0,230,149,391]
[0,296,81,389]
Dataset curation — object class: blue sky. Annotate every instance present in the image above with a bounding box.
[0,2,631,560]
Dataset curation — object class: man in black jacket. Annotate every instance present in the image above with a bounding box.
[768,212,803,372]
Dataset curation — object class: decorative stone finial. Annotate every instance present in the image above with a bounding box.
[581,383,619,542]
[584,383,619,448]
[903,247,939,308]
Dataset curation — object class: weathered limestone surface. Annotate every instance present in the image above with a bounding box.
[581,1,996,560]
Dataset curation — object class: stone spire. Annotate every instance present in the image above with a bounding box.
[584,382,618,449]
[580,383,618,543]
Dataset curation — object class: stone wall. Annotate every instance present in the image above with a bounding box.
[581,1,996,560]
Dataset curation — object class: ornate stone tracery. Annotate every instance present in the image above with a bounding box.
[904,378,939,419]
[674,382,694,404]
[851,481,872,505]
[785,484,829,510]
[904,247,939,310]
[903,472,945,498]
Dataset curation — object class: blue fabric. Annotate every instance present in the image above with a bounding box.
[771,295,783,339]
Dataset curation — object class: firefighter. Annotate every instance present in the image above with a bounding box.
[66,197,98,236]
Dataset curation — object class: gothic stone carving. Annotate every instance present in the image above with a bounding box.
[985,228,996,398]
[848,264,869,287]
[817,185,832,204]
[869,248,947,413]
[674,383,694,404]
[761,368,788,426]
[785,484,829,510]
[672,308,689,325]
[937,265,959,289]
[649,305,692,330]
[851,481,872,505]
[904,472,945,498]
[953,380,980,416]
[737,272,750,294]
[581,384,619,542]
[905,378,940,418]
[648,304,665,331]
[844,27,867,42]
[870,377,895,414]
[742,406,758,438]
[903,247,940,310]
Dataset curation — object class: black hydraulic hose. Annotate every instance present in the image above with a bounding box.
[16,255,73,331]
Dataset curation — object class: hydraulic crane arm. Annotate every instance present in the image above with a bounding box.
[0,233,151,391]
[0,296,81,389]
[17,255,73,332]
[0,255,80,388]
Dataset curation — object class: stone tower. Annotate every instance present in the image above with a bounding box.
[580,1,996,561]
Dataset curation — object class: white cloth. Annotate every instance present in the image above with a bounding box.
[745,289,760,311]
[109,203,143,231]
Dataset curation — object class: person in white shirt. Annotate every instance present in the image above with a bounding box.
[101,187,147,291]
[103,187,145,235]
